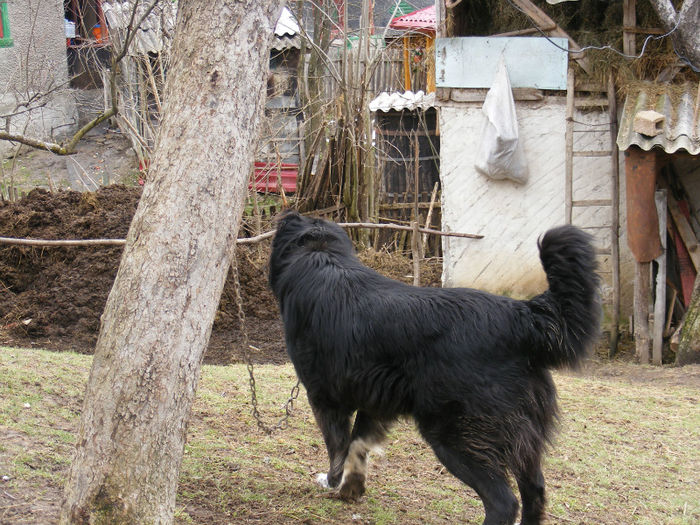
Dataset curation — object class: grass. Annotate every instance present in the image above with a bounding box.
[1,346,699,524]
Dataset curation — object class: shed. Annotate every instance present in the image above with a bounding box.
[616,81,700,364]
[370,90,441,252]
[434,1,627,351]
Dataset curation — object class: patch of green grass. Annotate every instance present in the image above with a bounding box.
[1,346,698,524]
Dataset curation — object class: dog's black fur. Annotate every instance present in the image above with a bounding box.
[269,211,600,525]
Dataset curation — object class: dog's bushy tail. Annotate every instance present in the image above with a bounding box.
[528,225,601,369]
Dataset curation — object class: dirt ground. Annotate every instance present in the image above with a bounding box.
[0,186,443,365]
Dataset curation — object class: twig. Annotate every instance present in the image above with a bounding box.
[0,237,126,246]
[411,220,421,286]
[338,222,483,239]
[0,223,482,248]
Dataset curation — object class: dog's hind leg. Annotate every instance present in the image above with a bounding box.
[337,411,391,501]
[515,456,546,525]
[311,405,353,490]
[421,434,519,525]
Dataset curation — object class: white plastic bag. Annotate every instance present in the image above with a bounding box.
[474,57,528,184]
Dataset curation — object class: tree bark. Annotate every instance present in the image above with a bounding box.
[677,277,700,365]
[648,0,700,70]
[60,1,283,523]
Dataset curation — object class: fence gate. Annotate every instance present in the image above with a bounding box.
[374,107,440,255]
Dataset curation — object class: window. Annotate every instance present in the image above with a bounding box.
[0,1,13,48]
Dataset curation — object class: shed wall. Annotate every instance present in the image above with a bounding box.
[440,98,633,315]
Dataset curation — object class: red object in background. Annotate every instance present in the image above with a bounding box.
[672,199,697,308]
[389,5,436,34]
[251,162,297,194]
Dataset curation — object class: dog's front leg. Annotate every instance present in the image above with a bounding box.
[311,404,353,490]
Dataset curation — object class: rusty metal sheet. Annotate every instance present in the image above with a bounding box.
[625,148,663,262]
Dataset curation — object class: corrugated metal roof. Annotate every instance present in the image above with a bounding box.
[389,5,436,33]
[369,90,436,112]
[275,7,299,37]
[102,0,175,55]
[617,82,700,155]
[272,8,301,49]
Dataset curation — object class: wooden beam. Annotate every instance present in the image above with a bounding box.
[623,0,636,56]
[635,261,652,364]
[403,36,411,91]
[667,192,700,271]
[608,73,621,358]
[653,190,667,365]
[509,0,592,75]
[565,67,574,224]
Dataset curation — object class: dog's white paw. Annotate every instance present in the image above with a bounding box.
[315,473,330,489]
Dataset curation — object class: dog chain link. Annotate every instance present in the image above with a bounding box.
[231,253,300,435]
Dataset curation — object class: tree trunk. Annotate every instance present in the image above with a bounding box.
[60,1,283,523]
[677,278,700,365]
[648,0,700,70]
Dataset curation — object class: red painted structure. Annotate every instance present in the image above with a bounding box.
[389,5,436,34]
[251,162,298,193]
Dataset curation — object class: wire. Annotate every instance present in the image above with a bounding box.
[503,0,695,69]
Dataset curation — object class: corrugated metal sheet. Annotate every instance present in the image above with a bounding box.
[275,7,299,37]
[272,35,301,51]
[369,90,436,112]
[102,1,175,54]
[251,162,298,194]
[389,5,436,33]
[617,82,700,155]
[272,7,300,50]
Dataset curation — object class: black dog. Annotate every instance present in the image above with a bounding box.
[269,211,600,525]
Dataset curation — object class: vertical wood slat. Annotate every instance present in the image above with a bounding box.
[635,261,652,364]
[653,189,667,365]
[565,67,575,224]
[608,73,621,357]
[623,0,636,56]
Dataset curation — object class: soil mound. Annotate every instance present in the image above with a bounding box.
[0,186,286,364]
[0,187,442,364]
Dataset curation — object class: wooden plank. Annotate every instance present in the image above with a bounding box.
[492,26,555,37]
[403,36,411,91]
[508,0,592,75]
[449,87,544,103]
[635,261,652,364]
[577,82,607,92]
[667,191,700,271]
[379,202,441,210]
[623,0,636,56]
[572,199,613,207]
[435,37,569,90]
[608,72,621,358]
[573,150,614,157]
[565,68,574,224]
[574,97,608,108]
[653,190,667,365]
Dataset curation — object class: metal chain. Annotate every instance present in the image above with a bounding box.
[231,252,300,435]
